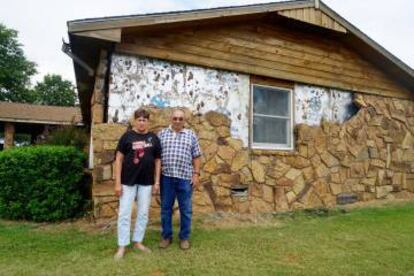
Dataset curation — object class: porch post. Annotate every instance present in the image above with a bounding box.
[4,122,15,149]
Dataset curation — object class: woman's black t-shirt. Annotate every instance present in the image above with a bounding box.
[116,130,161,186]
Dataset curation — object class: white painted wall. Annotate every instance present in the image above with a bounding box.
[108,54,250,145]
[294,84,355,126]
[107,54,356,147]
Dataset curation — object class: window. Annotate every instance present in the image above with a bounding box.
[251,84,293,150]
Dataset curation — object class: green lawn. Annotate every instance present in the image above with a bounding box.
[1,203,414,276]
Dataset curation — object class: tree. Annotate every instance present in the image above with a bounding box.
[0,23,37,102]
[33,74,77,106]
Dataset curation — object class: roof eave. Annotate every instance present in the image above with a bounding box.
[68,0,314,33]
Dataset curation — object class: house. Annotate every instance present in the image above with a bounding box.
[0,101,82,150]
[66,0,414,218]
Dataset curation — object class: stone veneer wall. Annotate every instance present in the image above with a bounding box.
[92,94,414,217]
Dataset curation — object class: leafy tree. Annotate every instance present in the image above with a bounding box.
[0,23,37,102]
[33,74,77,106]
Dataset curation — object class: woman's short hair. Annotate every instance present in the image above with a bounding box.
[134,108,150,119]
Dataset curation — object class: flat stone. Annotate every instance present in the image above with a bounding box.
[216,126,230,138]
[94,151,115,165]
[293,175,306,194]
[275,177,293,187]
[218,174,240,188]
[368,147,378,159]
[286,191,296,204]
[205,111,231,127]
[258,156,271,165]
[262,185,274,203]
[203,158,217,173]
[350,162,366,178]
[103,140,118,150]
[315,163,329,178]
[303,167,315,182]
[285,168,302,181]
[320,152,339,168]
[392,173,403,185]
[217,146,236,162]
[202,143,218,162]
[198,130,217,141]
[361,177,376,186]
[250,198,274,213]
[251,161,266,183]
[376,185,393,199]
[240,167,253,183]
[371,159,386,168]
[289,156,311,169]
[231,151,249,172]
[297,145,308,158]
[401,132,414,149]
[269,161,291,179]
[274,187,289,211]
[330,173,341,184]
[226,138,244,151]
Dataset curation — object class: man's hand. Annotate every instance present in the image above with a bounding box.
[115,183,122,197]
[153,183,160,195]
[191,173,200,189]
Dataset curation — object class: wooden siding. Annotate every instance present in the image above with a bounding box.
[278,7,346,33]
[117,21,412,99]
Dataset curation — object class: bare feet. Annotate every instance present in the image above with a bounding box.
[133,242,152,253]
[114,247,126,260]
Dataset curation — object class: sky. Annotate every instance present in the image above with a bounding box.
[1,0,413,85]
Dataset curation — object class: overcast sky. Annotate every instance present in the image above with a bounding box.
[1,0,413,85]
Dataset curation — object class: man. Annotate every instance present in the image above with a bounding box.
[158,108,202,250]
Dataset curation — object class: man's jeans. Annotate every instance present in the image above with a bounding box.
[117,184,152,247]
[161,175,193,241]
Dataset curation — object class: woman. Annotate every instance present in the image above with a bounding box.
[114,108,161,260]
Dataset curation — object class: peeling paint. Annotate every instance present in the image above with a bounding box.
[295,84,356,125]
[108,54,250,145]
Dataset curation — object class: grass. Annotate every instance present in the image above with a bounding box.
[1,203,414,275]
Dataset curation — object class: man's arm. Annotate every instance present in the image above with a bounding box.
[192,157,201,188]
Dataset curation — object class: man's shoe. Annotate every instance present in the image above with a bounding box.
[159,238,172,249]
[179,240,190,250]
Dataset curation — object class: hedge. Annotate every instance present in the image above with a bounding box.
[0,146,86,221]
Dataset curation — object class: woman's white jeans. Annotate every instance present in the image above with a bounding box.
[117,184,152,247]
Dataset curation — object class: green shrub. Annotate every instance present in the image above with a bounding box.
[0,145,86,221]
[43,126,88,151]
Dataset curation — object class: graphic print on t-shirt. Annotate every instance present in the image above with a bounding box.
[132,140,153,164]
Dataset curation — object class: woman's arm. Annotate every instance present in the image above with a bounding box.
[153,158,161,194]
[114,151,124,197]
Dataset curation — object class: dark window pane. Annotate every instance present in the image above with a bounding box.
[253,86,290,117]
[253,116,290,145]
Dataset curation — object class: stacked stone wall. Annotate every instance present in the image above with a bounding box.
[92,94,414,217]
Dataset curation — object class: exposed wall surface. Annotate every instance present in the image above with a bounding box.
[92,93,414,218]
[108,55,358,148]
[108,54,250,145]
[295,85,356,126]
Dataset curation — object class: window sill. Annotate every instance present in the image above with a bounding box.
[250,147,297,156]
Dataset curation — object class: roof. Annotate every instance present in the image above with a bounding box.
[67,0,414,124]
[0,101,83,125]
[68,0,312,32]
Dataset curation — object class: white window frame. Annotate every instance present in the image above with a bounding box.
[250,84,294,151]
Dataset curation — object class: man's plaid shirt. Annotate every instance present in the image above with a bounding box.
[158,126,202,180]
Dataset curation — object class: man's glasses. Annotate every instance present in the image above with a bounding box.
[172,117,184,121]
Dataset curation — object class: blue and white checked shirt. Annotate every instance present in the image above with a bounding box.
[158,126,202,180]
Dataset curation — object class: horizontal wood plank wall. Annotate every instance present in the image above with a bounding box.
[117,21,412,99]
